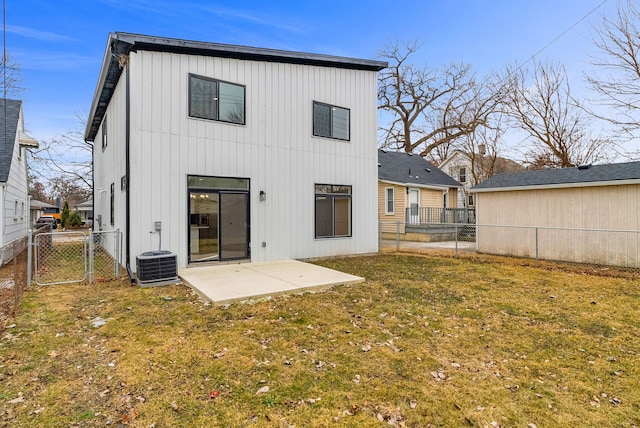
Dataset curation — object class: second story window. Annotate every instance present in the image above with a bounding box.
[313,101,350,140]
[189,74,245,125]
[102,115,108,151]
[459,167,466,183]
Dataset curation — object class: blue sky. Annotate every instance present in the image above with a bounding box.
[5,0,622,149]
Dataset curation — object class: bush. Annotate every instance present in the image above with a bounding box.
[68,212,82,228]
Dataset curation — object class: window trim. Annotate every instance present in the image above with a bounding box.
[384,187,394,215]
[314,184,352,239]
[188,73,246,125]
[312,101,350,141]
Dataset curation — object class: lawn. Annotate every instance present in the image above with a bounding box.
[1,254,639,427]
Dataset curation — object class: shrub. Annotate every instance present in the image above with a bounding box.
[68,211,82,228]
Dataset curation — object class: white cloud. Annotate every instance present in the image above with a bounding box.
[6,25,77,42]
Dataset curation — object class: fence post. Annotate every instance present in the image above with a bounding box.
[455,225,458,258]
[396,221,400,250]
[114,229,120,277]
[27,229,32,287]
[88,230,94,284]
[378,221,382,253]
[535,227,539,268]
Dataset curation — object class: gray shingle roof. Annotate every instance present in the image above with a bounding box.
[472,161,640,191]
[0,99,22,183]
[378,149,461,188]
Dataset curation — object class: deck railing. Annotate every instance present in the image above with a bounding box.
[406,207,475,225]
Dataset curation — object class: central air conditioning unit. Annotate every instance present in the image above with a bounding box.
[136,250,179,287]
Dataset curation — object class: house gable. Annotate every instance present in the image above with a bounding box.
[0,99,22,183]
[85,32,387,143]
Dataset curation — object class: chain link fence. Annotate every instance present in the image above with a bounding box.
[31,228,123,286]
[379,221,640,278]
[89,230,123,283]
[0,235,29,328]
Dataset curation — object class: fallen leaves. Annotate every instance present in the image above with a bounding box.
[120,407,139,424]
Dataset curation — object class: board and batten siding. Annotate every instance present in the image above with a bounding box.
[475,184,640,267]
[93,74,128,243]
[108,50,380,268]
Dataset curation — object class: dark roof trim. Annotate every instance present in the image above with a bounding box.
[85,32,387,141]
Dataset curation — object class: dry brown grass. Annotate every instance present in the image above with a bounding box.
[1,253,639,427]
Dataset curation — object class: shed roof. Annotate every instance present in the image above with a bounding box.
[378,149,461,189]
[472,161,640,192]
[85,32,388,142]
[30,200,58,209]
[0,99,22,183]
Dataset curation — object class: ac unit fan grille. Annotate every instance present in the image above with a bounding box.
[136,250,178,285]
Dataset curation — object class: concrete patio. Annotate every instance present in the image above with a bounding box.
[178,259,364,305]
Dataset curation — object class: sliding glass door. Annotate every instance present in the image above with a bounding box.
[188,176,249,263]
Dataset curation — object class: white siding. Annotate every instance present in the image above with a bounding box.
[93,73,128,241]
[2,108,30,245]
[94,50,379,270]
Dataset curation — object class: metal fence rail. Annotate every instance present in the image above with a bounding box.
[405,207,475,225]
[379,221,640,278]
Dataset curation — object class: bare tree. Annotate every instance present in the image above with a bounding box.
[586,1,640,143]
[378,40,503,161]
[0,53,22,98]
[503,60,613,168]
[28,112,93,193]
[459,115,523,184]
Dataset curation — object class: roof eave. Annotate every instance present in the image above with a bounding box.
[470,178,640,193]
[379,179,459,191]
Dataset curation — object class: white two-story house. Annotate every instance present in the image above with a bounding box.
[84,32,386,274]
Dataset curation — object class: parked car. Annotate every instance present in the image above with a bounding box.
[36,216,57,229]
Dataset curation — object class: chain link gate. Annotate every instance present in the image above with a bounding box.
[31,229,122,286]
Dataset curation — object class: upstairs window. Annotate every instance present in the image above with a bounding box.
[459,167,466,183]
[189,74,245,125]
[102,115,108,151]
[313,101,350,140]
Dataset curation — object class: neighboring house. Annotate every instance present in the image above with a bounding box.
[471,161,640,267]
[73,199,93,223]
[439,149,524,207]
[0,99,38,246]
[84,32,387,273]
[378,149,464,241]
[30,200,58,225]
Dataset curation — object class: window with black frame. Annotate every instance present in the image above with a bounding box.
[110,182,114,225]
[313,101,350,140]
[102,115,107,151]
[315,184,352,238]
[189,74,245,125]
